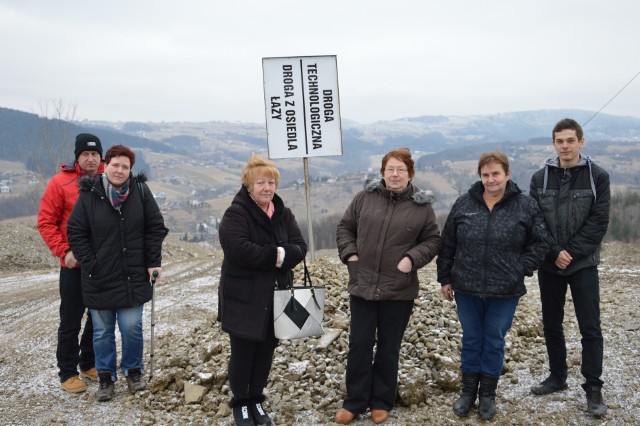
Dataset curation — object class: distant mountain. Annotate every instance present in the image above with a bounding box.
[2,105,640,183]
[88,109,640,199]
[4,106,640,158]
[343,109,640,149]
[2,106,639,233]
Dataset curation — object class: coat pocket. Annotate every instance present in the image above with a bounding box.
[571,190,594,232]
[223,270,255,302]
[347,261,359,286]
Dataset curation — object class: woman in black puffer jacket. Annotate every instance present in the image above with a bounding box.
[67,144,168,402]
[437,152,549,421]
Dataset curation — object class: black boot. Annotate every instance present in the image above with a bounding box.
[96,372,115,402]
[583,385,607,417]
[230,398,256,426]
[249,395,272,425]
[453,371,480,417]
[478,373,499,420]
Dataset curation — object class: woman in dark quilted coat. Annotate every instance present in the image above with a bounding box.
[437,151,549,420]
[217,154,307,426]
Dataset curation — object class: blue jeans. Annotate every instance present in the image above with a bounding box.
[538,267,603,387]
[455,293,519,377]
[90,305,144,380]
[57,267,94,382]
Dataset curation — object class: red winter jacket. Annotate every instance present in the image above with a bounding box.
[37,162,104,267]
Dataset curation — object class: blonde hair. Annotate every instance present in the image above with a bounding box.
[241,154,280,188]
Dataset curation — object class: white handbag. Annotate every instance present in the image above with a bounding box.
[273,259,325,340]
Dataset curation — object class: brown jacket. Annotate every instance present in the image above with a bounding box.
[336,180,442,300]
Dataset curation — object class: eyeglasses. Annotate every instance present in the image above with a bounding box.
[384,167,408,175]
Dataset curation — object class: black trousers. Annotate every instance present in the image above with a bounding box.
[57,267,94,382]
[538,267,604,387]
[342,295,414,414]
[228,321,279,403]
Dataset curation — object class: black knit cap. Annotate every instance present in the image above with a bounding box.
[74,133,103,159]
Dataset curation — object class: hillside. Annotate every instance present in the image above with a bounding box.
[1,107,640,238]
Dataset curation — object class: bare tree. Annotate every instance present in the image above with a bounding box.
[29,99,78,179]
[21,99,79,216]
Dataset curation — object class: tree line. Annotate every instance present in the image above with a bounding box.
[605,189,640,242]
[2,188,639,245]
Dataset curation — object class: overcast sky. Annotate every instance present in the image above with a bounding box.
[1,0,639,124]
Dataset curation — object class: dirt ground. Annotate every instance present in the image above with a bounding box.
[0,222,638,425]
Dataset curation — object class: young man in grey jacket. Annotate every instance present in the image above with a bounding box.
[529,118,610,417]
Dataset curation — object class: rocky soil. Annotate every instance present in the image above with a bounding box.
[0,220,638,425]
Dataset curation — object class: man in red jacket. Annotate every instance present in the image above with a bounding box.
[38,133,104,393]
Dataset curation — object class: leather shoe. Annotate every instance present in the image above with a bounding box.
[335,408,357,424]
[371,409,389,424]
[531,375,568,395]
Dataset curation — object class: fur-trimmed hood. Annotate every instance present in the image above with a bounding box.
[365,179,435,205]
[78,172,148,191]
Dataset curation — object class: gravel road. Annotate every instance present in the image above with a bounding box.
[0,222,638,425]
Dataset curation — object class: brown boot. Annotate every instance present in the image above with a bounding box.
[80,367,98,381]
[371,409,389,424]
[61,376,87,393]
[335,408,358,424]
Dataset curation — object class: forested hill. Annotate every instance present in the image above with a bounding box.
[0,107,176,171]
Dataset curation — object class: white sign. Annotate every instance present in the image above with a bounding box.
[262,55,343,159]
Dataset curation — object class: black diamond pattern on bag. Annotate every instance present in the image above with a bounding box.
[284,296,310,329]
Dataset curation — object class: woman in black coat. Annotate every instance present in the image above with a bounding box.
[67,144,168,402]
[218,154,307,426]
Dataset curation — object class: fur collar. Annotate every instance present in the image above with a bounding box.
[78,172,147,191]
[365,179,435,205]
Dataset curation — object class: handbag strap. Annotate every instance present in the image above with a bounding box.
[302,257,312,286]
[302,258,322,310]
[286,258,321,310]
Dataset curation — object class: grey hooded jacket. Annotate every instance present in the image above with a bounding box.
[530,155,610,275]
